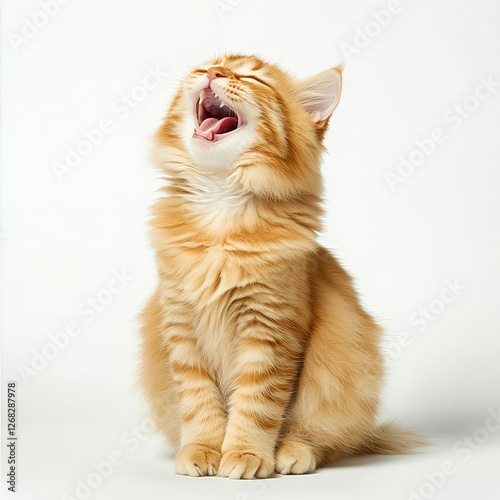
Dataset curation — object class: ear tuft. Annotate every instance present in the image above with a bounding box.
[294,67,342,127]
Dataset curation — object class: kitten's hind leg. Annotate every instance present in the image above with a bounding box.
[276,248,384,474]
[275,437,317,475]
[139,289,181,449]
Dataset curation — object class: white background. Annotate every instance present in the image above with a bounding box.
[1,0,500,499]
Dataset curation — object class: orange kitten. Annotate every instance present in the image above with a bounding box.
[139,54,423,479]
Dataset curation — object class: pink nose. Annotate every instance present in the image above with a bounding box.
[207,66,232,81]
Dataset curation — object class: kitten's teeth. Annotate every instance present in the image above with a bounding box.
[199,89,206,104]
[219,102,224,108]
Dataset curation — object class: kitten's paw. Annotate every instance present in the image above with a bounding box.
[275,440,316,475]
[175,444,221,477]
[218,449,274,479]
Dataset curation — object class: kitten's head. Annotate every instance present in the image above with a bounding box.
[156,54,342,199]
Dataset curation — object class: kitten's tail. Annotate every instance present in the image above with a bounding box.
[358,422,428,455]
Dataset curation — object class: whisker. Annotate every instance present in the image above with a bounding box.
[263,36,286,67]
[135,57,190,81]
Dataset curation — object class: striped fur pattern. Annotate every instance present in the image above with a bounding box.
[139,54,422,479]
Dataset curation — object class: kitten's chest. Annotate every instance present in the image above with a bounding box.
[180,245,243,302]
[180,245,245,390]
[186,246,237,337]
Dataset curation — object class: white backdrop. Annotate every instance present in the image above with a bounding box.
[1,1,500,499]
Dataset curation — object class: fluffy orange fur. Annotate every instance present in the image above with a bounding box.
[139,54,423,479]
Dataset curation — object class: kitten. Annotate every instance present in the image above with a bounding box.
[139,54,423,479]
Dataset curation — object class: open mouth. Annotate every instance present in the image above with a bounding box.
[193,88,240,142]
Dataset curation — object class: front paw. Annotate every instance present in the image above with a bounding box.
[175,444,221,477]
[218,449,274,479]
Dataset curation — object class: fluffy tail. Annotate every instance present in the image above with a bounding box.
[357,422,429,455]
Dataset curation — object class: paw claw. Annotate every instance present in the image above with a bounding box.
[275,440,316,475]
[218,449,274,479]
[175,444,221,477]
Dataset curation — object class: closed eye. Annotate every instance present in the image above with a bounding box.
[239,75,273,89]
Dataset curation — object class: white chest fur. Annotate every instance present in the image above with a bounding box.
[185,169,256,233]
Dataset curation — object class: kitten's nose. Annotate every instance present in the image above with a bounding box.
[207,66,232,81]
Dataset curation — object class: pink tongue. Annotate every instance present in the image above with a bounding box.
[199,117,238,135]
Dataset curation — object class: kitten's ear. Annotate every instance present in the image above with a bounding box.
[294,67,342,128]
